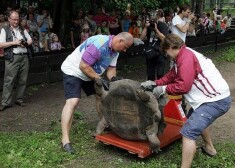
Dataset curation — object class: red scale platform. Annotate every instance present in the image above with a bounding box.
[96,95,187,158]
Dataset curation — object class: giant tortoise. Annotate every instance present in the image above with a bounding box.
[94,78,166,152]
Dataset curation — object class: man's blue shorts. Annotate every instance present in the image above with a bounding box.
[63,73,95,99]
[180,96,231,140]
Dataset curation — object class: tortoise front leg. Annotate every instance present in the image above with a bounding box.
[95,116,108,135]
[146,123,161,153]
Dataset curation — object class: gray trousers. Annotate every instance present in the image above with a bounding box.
[2,55,29,106]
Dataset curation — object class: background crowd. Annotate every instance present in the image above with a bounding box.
[0,4,233,55]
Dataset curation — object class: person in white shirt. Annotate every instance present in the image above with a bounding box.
[171,4,195,42]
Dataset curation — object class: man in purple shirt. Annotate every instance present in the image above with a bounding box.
[60,32,133,153]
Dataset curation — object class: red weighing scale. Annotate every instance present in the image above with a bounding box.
[95,95,187,158]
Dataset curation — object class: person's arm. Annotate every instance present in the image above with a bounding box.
[85,17,91,24]
[174,14,195,33]
[154,26,165,41]
[48,15,53,29]
[175,22,191,33]
[79,43,102,79]
[156,68,177,86]
[79,59,100,80]
[0,29,22,48]
[165,51,196,95]
[24,30,33,45]
[140,25,147,40]
[106,66,116,80]
[0,40,21,48]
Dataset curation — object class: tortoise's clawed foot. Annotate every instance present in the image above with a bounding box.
[95,78,103,86]
[136,89,150,102]
[92,132,98,138]
[95,117,108,135]
[150,144,162,153]
[147,133,161,153]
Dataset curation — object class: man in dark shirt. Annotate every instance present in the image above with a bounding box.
[140,15,169,80]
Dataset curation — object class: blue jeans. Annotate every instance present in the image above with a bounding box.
[180,96,231,140]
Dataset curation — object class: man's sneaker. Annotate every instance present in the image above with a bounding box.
[62,143,75,154]
[15,101,27,107]
[0,105,12,111]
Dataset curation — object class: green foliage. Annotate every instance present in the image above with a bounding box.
[72,0,160,14]
[222,8,235,16]
[103,0,160,14]
[70,0,194,18]
[73,0,92,12]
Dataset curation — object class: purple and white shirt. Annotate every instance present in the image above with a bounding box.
[61,35,118,81]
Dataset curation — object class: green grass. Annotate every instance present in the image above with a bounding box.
[203,45,235,63]
[0,118,235,168]
[214,46,235,62]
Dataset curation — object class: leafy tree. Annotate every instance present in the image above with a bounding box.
[102,0,160,14]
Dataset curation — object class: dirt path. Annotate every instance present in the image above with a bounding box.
[0,62,234,144]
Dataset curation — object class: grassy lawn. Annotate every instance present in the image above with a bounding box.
[0,119,235,168]
[0,46,235,168]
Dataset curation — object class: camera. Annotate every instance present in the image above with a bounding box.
[149,20,155,29]
[20,39,28,47]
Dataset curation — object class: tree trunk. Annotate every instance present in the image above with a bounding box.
[195,0,204,15]
[90,0,96,11]
[51,0,73,47]
[191,0,196,13]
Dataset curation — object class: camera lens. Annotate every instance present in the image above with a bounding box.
[150,21,155,28]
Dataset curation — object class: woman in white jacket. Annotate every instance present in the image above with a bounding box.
[141,34,231,168]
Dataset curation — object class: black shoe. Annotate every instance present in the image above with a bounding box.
[62,143,74,154]
[0,105,12,111]
[15,101,27,107]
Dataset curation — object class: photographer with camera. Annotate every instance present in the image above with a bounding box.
[0,10,32,111]
[140,12,169,81]
[171,4,195,42]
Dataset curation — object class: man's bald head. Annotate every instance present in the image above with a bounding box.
[112,32,133,52]
[116,32,134,44]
